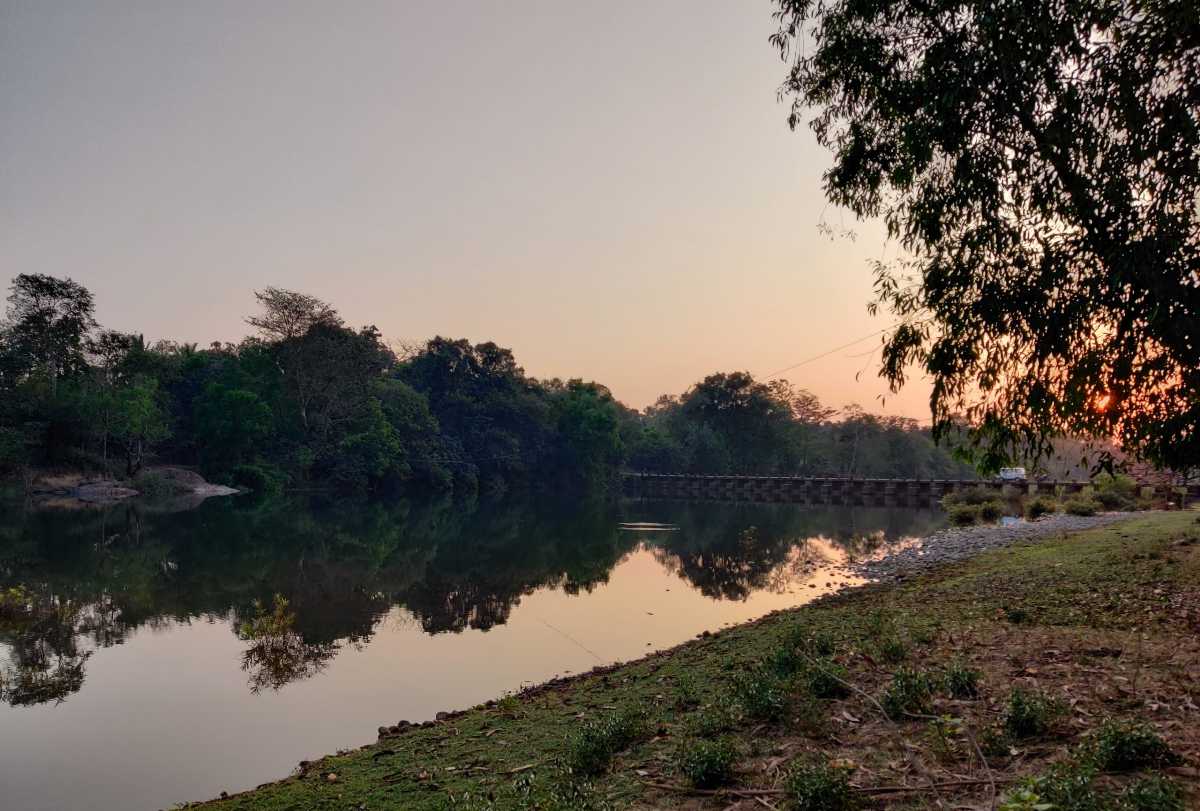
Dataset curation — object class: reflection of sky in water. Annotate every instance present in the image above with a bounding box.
[0,497,944,811]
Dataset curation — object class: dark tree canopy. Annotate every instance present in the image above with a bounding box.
[3,274,97,384]
[772,0,1200,471]
[246,287,342,342]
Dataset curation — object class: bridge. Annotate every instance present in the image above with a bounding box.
[622,473,1200,506]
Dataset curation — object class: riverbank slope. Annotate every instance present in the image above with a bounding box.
[192,511,1200,810]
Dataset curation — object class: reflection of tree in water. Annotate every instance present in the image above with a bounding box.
[0,589,95,706]
[237,595,337,693]
[637,502,945,600]
[0,494,945,703]
[398,500,633,633]
[650,526,803,601]
[0,493,632,698]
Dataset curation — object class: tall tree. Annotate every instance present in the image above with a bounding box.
[772,0,1200,471]
[247,287,342,342]
[4,274,97,394]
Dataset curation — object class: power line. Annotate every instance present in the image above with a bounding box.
[761,324,898,380]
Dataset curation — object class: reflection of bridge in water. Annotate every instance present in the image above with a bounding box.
[623,473,1199,506]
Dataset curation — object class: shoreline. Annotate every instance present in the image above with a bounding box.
[850,511,1132,581]
[193,509,1200,810]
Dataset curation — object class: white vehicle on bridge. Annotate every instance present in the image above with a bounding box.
[997,467,1027,481]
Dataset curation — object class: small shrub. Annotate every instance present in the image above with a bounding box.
[1003,687,1064,739]
[803,659,851,699]
[1121,775,1185,811]
[806,628,839,657]
[792,693,830,738]
[688,701,738,738]
[768,644,804,679]
[1004,606,1031,624]
[1005,761,1100,811]
[979,500,1008,521]
[860,609,893,639]
[1064,495,1101,516]
[231,463,286,495]
[942,486,995,507]
[881,668,935,719]
[909,619,939,645]
[1088,719,1181,772]
[1025,495,1059,519]
[877,635,909,663]
[673,671,700,709]
[785,623,838,657]
[948,504,980,526]
[942,660,980,699]
[925,715,965,763]
[677,737,736,788]
[495,694,521,718]
[734,667,788,721]
[784,762,858,811]
[564,708,648,776]
[1093,473,1138,511]
[996,786,1048,811]
[980,723,1014,759]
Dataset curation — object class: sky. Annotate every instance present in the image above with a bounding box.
[1,0,931,417]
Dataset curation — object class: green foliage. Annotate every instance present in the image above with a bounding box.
[803,659,850,699]
[785,622,838,657]
[194,383,273,470]
[1064,496,1101,517]
[676,737,736,788]
[733,666,788,721]
[563,709,649,776]
[948,504,980,526]
[1003,687,1065,739]
[0,274,996,493]
[687,701,739,738]
[1093,474,1138,511]
[1120,775,1186,811]
[231,464,286,495]
[784,762,859,811]
[672,671,700,709]
[979,500,1007,522]
[4,273,97,384]
[924,715,965,763]
[942,660,981,699]
[1026,496,1059,520]
[880,667,935,718]
[0,426,35,474]
[1005,761,1185,811]
[1086,719,1181,772]
[877,634,909,663]
[942,486,996,508]
[772,0,1200,471]
[1020,761,1102,811]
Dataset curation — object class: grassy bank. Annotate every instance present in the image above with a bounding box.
[192,512,1200,810]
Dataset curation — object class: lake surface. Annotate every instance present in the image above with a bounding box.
[0,494,945,810]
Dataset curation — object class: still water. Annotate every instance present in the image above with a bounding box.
[0,494,945,810]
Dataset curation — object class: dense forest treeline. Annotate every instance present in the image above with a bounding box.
[0,274,975,495]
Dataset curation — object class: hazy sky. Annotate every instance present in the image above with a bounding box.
[1,1,931,416]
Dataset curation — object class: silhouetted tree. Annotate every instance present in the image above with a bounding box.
[772,0,1200,471]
